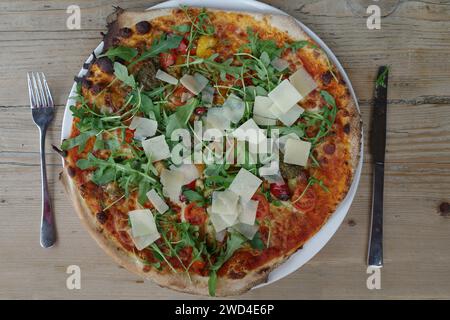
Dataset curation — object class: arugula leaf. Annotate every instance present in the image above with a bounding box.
[246,28,282,59]
[171,24,190,33]
[114,62,136,87]
[292,176,329,205]
[208,232,245,296]
[92,166,116,185]
[259,52,271,67]
[182,189,205,206]
[273,125,305,139]
[98,46,138,61]
[301,90,338,147]
[320,90,337,109]
[288,40,317,51]
[132,34,183,65]
[61,130,97,152]
[203,163,236,190]
[179,54,241,80]
[250,231,265,250]
[165,98,198,137]
[76,153,158,202]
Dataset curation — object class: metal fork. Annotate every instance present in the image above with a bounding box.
[27,72,56,248]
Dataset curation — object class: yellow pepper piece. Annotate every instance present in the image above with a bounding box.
[196,35,218,58]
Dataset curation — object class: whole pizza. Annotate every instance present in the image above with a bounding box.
[60,7,361,296]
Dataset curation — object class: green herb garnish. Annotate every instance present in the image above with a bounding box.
[208,232,245,296]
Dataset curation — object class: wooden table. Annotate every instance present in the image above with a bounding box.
[1,0,449,299]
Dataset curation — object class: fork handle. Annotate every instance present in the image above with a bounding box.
[39,127,56,248]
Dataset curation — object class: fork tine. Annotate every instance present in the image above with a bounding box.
[31,72,43,108]
[41,73,54,108]
[35,72,48,107]
[27,72,36,108]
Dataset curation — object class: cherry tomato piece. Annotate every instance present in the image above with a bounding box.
[184,203,207,225]
[159,51,176,69]
[270,183,291,201]
[251,194,270,219]
[292,184,317,212]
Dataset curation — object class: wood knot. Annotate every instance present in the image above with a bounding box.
[439,202,450,217]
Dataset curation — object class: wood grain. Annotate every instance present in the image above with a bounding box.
[0,0,449,299]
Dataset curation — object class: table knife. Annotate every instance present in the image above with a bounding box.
[368,66,389,267]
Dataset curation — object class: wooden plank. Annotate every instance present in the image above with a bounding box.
[1,0,450,299]
[0,0,449,105]
[1,158,449,299]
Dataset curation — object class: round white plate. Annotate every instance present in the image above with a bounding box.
[62,0,363,291]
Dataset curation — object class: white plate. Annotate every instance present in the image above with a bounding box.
[62,0,363,291]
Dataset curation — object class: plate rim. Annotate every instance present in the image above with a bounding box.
[61,0,363,291]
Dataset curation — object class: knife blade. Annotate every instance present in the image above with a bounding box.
[367,66,389,267]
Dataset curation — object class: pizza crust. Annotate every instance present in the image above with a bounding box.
[63,7,362,296]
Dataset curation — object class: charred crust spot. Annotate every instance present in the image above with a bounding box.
[228,270,246,279]
[81,78,93,89]
[439,202,450,216]
[321,71,333,86]
[67,166,76,177]
[95,56,114,74]
[74,76,84,84]
[51,144,67,158]
[112,37,121,47]
[96,211,109,224]
[257,267,270,275]
[79,184,88,197]
[343,123,351,134]
[103,7,125,49]
[119,27,133,38]
[319,157,328,166]
[90,83,104,95]
[324,143,336,155]
[135,21,151,34]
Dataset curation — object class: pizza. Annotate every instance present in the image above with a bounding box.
[60,7,361,296]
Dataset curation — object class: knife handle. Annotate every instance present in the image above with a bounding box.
[368,162,384,267]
